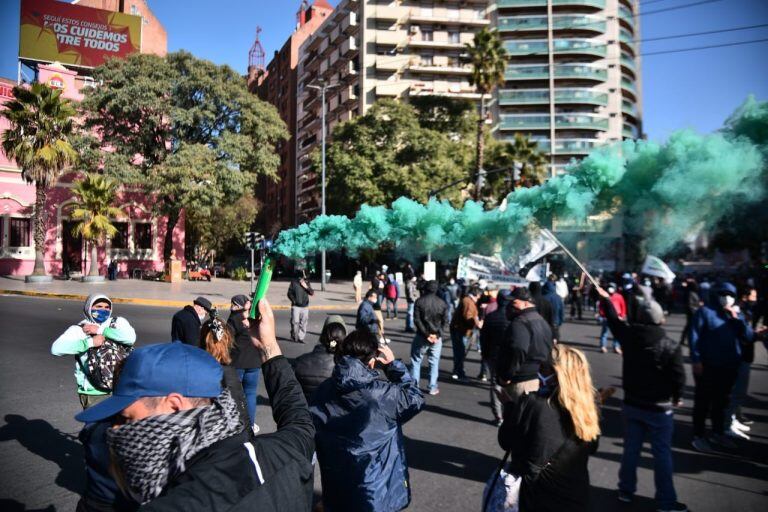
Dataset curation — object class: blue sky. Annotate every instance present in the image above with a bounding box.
[1,0,766,139]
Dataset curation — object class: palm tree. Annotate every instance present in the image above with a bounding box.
[507,133,548,189]
[466,28,507,200]
[70,174,123,278]
[2,83,78,279]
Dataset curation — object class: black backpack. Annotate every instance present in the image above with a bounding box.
[77,318,134,392]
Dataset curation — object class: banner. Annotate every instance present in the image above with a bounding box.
[457,254,529,286]
[20,0,142,68]
[511,230,559,270]
[641,255,676,283]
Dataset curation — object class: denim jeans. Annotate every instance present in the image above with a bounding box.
[599,318,621,350]
[406,302,415,330]
[237,368,261,425]
[726,360,751,421]
[386,298,398,318]
[618,404,677,508]
[450,329,470,378]
[410,333,442,391]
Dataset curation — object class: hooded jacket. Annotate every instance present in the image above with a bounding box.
[690,301,753,368]
[294,316,347,401]
[171,305,203,346]
[480,294,512,362]
[413,281,448,339]
[542,281,564,327]
[310,357,424,512]
[51,293,136,395]
[356,299,380,336]
[529,282,555,331]
[496,307,553,384]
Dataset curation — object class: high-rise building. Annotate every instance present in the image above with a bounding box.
[494,0,642,175]
[295,0,490,222]
[250,1,334,233]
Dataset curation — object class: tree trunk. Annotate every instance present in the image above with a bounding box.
[88,240,100,276]
[31,183,48,276]
[474,94,486,201]
[163,208,180,260]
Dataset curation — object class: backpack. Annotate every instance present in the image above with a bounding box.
[77,318,134,392]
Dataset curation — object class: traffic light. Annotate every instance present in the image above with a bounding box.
[244,232,261,249]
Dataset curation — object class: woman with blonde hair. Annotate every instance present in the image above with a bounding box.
[497,344,600,512]
[200,313,250,428]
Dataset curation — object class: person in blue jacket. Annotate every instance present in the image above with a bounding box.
[356,289,381,337]
[543,279,565,342]
[310,329,425,512]
[689,282,753,453]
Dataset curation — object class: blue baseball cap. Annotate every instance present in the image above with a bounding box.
[75,342,223,423]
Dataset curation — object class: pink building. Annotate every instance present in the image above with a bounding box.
[0,64,184,278]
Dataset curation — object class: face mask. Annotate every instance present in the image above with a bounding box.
[90,309,110,324]
[719,295,735,308]
[537,372,555,385]
[537,372,556,396]
[607,287,616,294]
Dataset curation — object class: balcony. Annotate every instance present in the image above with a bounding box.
[498,0,606,8]
[410,63,473,75]
[341,36,358,58]
[499,114,609,131]
[499,15,605,33]
[375,82,411,98]
[528,138,601,154]
[376,55,410,72]
[620,55,636,71]
[371,5,409,22]
[623,123,639,139]
[621,77,637,95]
[506,63,607,81]
[499,88,608,106]
[619,29,636,48]
[622,100,639,118]
[409,10,490,27]
[504,39,606,57]
[409,38,465,50]
[619,4,635,26]
[342,11,358,35]
[376,30,405,46]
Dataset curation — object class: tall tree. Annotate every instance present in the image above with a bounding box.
[484,133,548,204]
[323,100,472,216]
[186,193,260,265]
[466,28,508,200]
[1,83,78,279]
[70,174,123,277]
[81,51,287,259]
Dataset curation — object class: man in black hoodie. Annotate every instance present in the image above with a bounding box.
[598,287,687,512]
[288,271,314,343]
[480,289,512,424]
[171,296,212,346]
[528,281,555,333]
[410,280,448,395]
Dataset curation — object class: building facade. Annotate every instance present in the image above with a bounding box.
[0,0,181,278]
[295,0,490,221]
[251,1,334,233]
[494,0,642,175]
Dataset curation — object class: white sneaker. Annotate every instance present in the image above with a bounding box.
[726,425,750,440]
[731,416,751,432]
[252,423,260,435]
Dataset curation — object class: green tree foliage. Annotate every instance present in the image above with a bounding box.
[81,51,287,259]
[409,95,477,136]
[70,174,123,277]
[484,134,548,206]
[186,193,260,264]
[323,100,472,216]
[1,83,78,277]
[466,28,507,198]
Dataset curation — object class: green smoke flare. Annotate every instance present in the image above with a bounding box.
[274,97,767,260]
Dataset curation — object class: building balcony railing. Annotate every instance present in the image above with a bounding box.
[410,63,473,75]
[499,88,608,106]
[342,11,358,35]
[499,113,609,131]
[504,39,606,57]
[409,11,490,27]
[498,0,605,8]
[619,29,636,47]
[527,138,601,154]
[499,15,605,33]
[622,100,639,118]
[409,39,465,50]
[619,4,635,25]
[620,55,636,71]
[505,63,607,81]
[621,77,637,94]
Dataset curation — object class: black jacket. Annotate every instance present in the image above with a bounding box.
[293,344,335,402]
[223,364,250,426]
[171,306,202,346]
[142,356,315,512]
[601,297,686,411]
[288,279,314,307]
[228,313,261,369]
[413,281,448,339]
[530,285,556,332]
[496,308,553,384]
[500,393,598,512]
[78,422,138,512]
[480,296,511,362]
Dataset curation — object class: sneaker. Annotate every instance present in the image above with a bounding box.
[252,424,260,435]
[726,425,750,440]
[451,374,460,380]
[709,433,738,450]
[657,502,688,512]
[477,374,488,382]
[614,346,623,355]
[617,491,633,503]
[731,416,751,432]
[494,418,503,427]
[600,347,608,353]
[429,388,440,396]
[691,436,714,453]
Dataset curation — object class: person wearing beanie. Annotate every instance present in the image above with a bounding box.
[227,294,262,431]
[294,315,347,401]
[171,296,212,346]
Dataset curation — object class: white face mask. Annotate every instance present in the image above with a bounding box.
[607,287,616,294]
[719,295,736,308]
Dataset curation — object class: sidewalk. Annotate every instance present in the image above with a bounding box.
[0,275,362,310]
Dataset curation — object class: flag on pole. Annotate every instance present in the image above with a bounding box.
[641,255,676,283]
[511,231,559,270]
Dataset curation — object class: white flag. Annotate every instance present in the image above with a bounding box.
[641,255,676,283]
[525,263,549,283]
[511,231,559,270]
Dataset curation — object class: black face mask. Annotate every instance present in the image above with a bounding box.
[506,304,523,321]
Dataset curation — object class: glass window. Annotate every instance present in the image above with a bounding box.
[422,29,433,42]
[421,54,434,66]
[10,218,31,247]
[449,31,460,43]
[134,223,152,250]
[112,222,129,249]
[448,55,460,67]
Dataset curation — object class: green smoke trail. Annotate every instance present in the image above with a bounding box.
[274,98,767,260]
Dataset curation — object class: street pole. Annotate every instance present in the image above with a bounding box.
[320,82,327,292]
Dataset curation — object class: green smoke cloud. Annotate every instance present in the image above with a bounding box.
[274,98,767,260]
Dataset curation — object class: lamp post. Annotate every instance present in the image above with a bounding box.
[307,78,339,292]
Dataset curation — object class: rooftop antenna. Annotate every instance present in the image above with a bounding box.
[248,26,265,72]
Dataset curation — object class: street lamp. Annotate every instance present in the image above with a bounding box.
[306,78,339,292]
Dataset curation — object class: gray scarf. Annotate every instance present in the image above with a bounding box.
[106,389,244,504]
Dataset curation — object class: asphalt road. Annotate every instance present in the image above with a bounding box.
[0,295,766,512]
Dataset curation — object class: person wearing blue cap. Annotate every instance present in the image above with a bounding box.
[690,282,754,453]
[75,300,315,510]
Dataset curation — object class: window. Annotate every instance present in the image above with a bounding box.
[134,223,152,250]
[9,218,30,247]
[421,54,434,66]
[449,31,460,43]
[130,5,138,15]
[112,222,129,249]
[422,29,433,42]
[448,55,460,67]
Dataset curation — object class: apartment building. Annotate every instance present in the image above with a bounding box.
[295,0,490,221]
[494,0,642,175]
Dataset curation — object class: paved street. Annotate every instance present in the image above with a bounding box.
[0,294,766,512]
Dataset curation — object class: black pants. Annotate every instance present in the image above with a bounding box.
[693,365,738,437]
[570,294,583,319]
[680,312,693,345]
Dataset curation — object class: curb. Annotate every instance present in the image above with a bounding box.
[0,289,360,311]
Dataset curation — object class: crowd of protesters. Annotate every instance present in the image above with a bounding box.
[49,262,766,512]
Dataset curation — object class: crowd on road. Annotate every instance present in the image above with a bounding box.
[48,264,767,512]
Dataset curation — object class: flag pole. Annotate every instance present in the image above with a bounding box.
[541,229,600,288]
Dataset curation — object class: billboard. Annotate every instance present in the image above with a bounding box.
[19,0,142,68]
